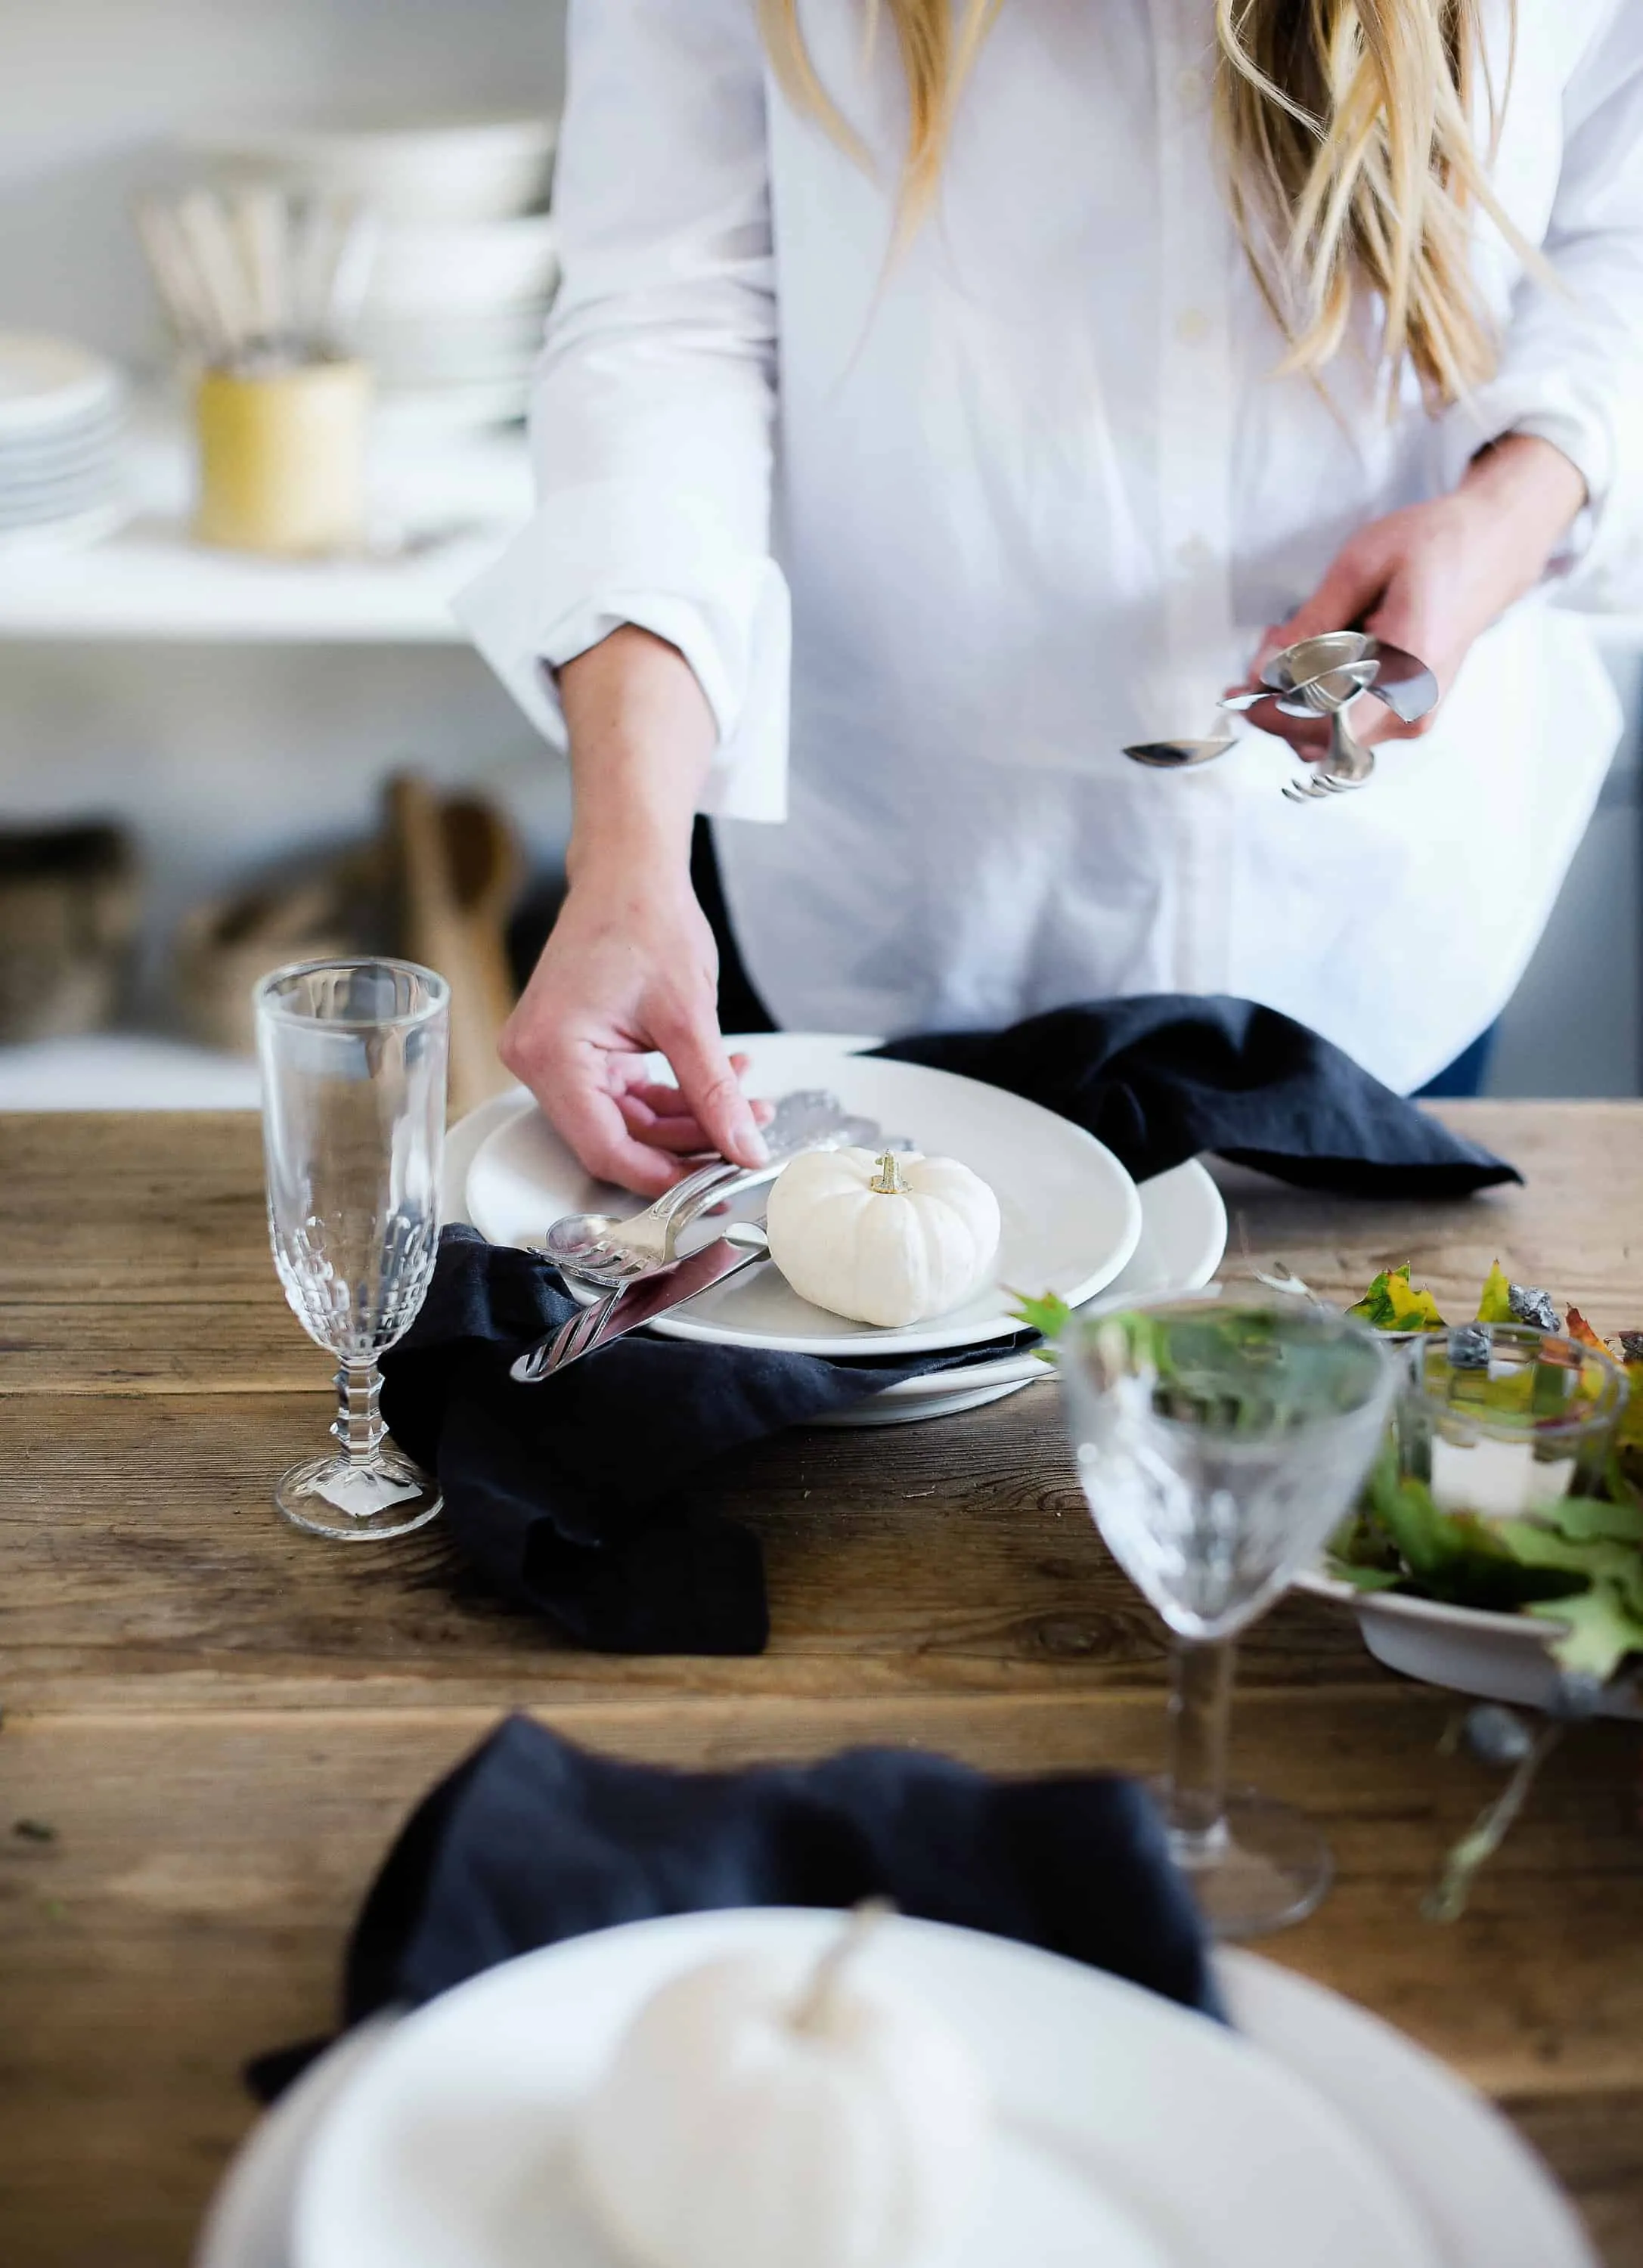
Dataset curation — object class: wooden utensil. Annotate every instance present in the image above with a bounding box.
[385,774,523,1122]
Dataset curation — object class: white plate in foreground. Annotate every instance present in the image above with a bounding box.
[466,1033,1143,1358]
[197,1939,1593,2268]
[293,1909,1436,2268]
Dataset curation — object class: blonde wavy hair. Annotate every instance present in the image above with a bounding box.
[758,0,1521,405]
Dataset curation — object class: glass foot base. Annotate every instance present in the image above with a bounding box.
[274,1448,442,1541]
[1158,1783,1334,1939]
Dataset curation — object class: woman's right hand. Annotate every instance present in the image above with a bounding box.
[500,859,770,1197]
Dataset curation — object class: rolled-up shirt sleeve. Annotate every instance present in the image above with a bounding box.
[1439,0,1643,603]
[455,0,789,822]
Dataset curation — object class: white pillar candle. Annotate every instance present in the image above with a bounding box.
[1429,1433,1575,1522]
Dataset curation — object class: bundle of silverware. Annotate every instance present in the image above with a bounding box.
[133,184,377,374]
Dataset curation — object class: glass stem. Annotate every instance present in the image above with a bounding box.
[331,1356,386,1467]
[1164,1637,1234,1866]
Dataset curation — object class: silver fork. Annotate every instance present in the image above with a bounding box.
[538,1090,884,1276]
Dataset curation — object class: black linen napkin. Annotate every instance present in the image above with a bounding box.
[250,1718,1220,2097]
[364,1713,1214,2013]
[380,1227,1024,1655]
[877,995,1518,1195]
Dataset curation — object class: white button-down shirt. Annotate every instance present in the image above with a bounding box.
[460,0,1643,1092]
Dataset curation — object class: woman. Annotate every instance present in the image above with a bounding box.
[462,0,1643,1192]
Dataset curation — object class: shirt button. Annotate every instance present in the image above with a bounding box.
[1175,535,1214,571]
[1176,65,1207,105]
[1175,307,1211,345]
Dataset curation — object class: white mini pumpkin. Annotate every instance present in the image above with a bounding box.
[577,1918,991,2268]
[766,1148,1002,1327]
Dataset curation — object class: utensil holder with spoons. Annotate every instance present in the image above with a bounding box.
[135,183,378,556]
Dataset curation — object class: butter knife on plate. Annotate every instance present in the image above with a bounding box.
[510,1222,770,1383]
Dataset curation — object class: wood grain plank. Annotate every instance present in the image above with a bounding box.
[0,1306,328,1393]
[2,1705,1638,2268]
[0,1387,1395,1706]
[5,1101,1643,1381]
[0,1113,268,1304]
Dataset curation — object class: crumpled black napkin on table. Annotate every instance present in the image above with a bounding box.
[248,1715,1223,2099]
[380,1227,1018,1654]
[876,994,1519,1197]
[381,993,1517,1658]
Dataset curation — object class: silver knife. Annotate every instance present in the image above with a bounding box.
[510,1222,769,1383]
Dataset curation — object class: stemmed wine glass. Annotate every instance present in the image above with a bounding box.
[256,957,449,1541]
[1061,1296,1395,1935]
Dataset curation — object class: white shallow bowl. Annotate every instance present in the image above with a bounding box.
[184,116,558,222]
[1294,1566,1643,1719]
[291,1911,1438,2268]
[364,215,560,315]
[466,1033,1145,1359]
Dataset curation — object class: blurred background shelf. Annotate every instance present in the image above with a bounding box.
[0,414,531,644]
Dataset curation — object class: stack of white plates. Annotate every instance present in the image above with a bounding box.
[197,1912,1598,2268]
[455,1033,1192,1427]
[0,334,128,556]
[185,118,560,434]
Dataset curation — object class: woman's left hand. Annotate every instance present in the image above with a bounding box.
[1229,432,1589,758]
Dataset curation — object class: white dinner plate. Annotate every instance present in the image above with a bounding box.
[290,1910,1436,2268]
[445,1091,1223,1427]
[466,1034,1144,1359]
[194,1942,1595,2268]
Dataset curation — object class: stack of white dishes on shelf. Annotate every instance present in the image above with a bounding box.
[0,334,128,556]
[184,117,560,434]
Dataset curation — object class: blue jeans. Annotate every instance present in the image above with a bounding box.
[1415,1024,1499,1099]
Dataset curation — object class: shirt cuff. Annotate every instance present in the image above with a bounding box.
[453,481,792,825]
[1437,376,1610,582]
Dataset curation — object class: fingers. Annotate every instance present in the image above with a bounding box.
[544,1072,689,1196]
[649,1009,770,1170]
[501,1015,687,1195]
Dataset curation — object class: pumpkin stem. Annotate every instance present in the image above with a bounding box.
[870,1151,909,1196]
[789,1898,896,2034]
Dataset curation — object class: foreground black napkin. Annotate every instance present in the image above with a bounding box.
[380,1228,1023,1654]
[350,1715,1222,2021]
[878,995,1519,1195]
[250,1717,1220,2098]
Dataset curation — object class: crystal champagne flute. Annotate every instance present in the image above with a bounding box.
[256,957,449,1541]
[1061,1297,1394,1935]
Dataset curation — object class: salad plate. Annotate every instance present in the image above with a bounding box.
[289,1911,1436,2268]
[1295,1261,1643,1716]
[1292,1564,1643,1718]
[464,1033,1144,1359]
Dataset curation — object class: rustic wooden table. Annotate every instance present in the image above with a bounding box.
[2,1105,1641,2268]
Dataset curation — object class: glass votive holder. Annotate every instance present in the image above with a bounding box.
[1398,1322,1626,1524]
